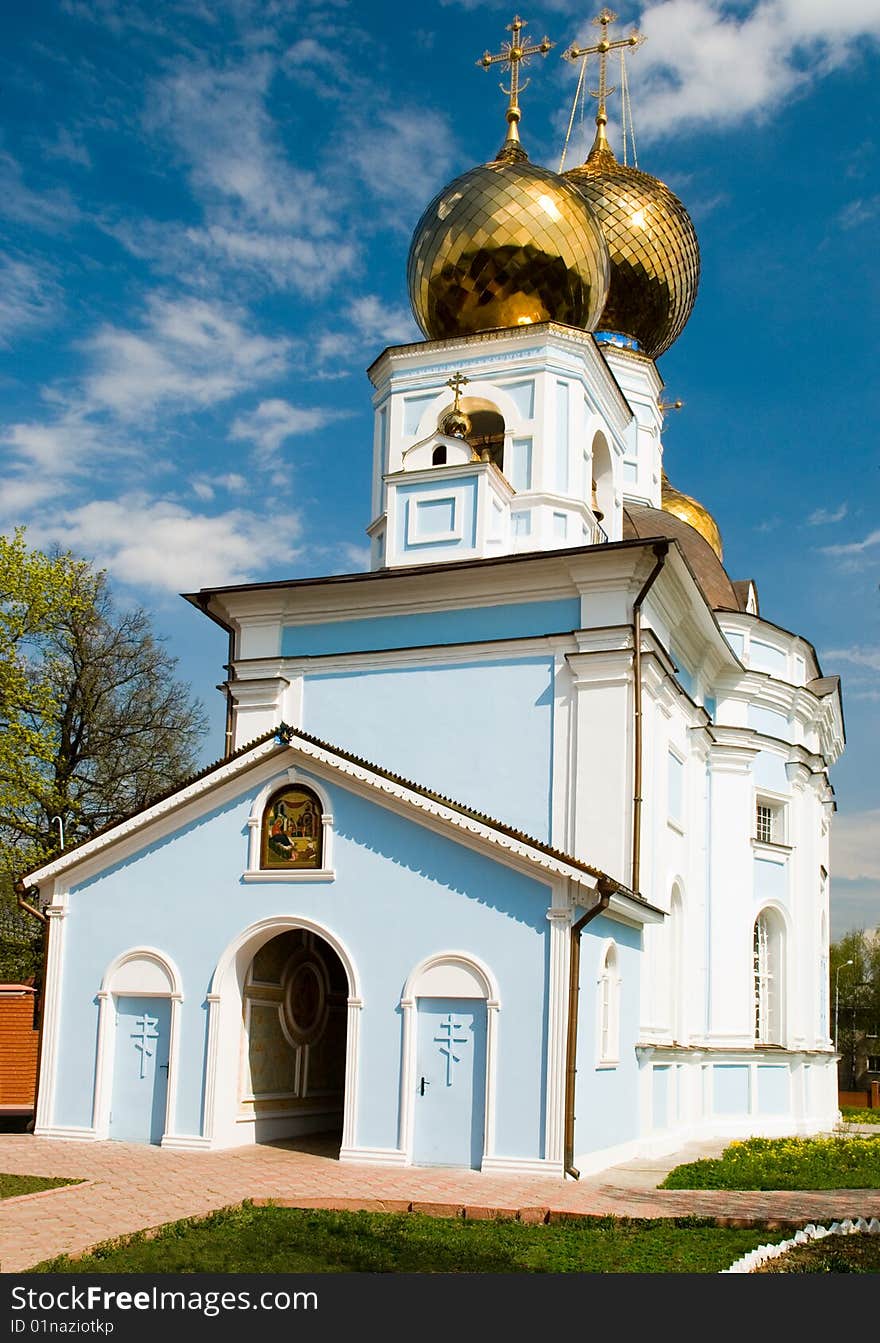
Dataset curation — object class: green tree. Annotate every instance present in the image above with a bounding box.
[831,929,880,1089]
[1,530,208,979]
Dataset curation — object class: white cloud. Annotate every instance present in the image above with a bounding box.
[807,502,848,525]
[837,195,880,229]
[43,127,92,169]
[81,295,290,420]
[0,151,80,229]
[230,398,351,458]
[32,493,303,593]
[555,1,880,142]
[823,646,880,672]
[315,295,420,368]
[346,107,457,219]
[821,529,880,558]
[0,256,61,344]
[831,809,880,882]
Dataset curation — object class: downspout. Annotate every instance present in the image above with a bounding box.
[564,881,612,1179]
[631,542,669,895]
[15,881,48,1133]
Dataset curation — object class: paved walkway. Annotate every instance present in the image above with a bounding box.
[1,1131,879,1273]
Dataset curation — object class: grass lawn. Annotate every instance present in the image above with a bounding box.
[661,1135,880,1191]
[30,1204,783,1275]
[841,1106,880,1125]
[0,1173,81,1200]
[754,1234,880,1273]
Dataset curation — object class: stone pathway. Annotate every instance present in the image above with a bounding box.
[1,1131,879,1273]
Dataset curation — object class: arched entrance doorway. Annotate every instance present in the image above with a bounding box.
[240,929,348,1147]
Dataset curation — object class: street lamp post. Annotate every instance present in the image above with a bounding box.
[834,959,854,1054]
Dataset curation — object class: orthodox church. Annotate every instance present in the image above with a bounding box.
[21,14,844,1178]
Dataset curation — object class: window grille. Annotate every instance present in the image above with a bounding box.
[756,803,775,844]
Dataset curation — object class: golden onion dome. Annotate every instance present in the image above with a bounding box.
[407,124,610,340]
[564,123,700,359]
[661,471,723,560]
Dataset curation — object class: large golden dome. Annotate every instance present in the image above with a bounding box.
[564,125,700,359]
[661,471,722,560]
[407,133,610,341]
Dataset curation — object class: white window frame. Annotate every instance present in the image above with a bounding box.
[754,909,785,1047]
[752,789,789,852]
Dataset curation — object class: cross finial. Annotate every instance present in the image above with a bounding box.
[563,9,644,145]
[477,16,554,154]
[446,371,469,411]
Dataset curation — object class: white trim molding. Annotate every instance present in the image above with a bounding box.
[244,766,335,881]
[33,900,69,1138]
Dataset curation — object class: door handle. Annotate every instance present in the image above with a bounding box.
[159,1063,169,1073]
[419,1076,430,1096]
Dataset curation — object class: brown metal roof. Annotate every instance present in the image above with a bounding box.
[623,505,743,612]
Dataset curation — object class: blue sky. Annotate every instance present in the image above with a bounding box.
[1,0,878,937]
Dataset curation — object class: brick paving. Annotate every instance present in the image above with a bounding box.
[1,1130,878,1273]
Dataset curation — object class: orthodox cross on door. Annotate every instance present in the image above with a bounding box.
[131,1012,160,1079]
[434,1013,468,1086]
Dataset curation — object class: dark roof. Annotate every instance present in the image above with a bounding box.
[623,505,743,612]
[182,536,666,607]
[731,579,759,614]
[806,675,840,698]
[22,723,638,902]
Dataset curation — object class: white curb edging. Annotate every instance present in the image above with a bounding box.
[721,1217,880,1273]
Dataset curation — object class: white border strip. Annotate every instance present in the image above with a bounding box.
[721,1217,880,1273]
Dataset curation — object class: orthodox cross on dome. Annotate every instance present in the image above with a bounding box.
[563,9,644,144]
[446,371,469,410]
[478,15,554,150]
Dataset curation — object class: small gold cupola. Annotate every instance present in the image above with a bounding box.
[661,471,723,560]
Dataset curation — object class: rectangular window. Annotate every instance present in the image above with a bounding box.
[511,510,531,537]
[509,437,533,491]
[755,800,783,845]
[552,512,567,540]
[867,1056,880,1073]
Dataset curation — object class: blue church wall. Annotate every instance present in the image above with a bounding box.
[281,598,581,658]
[573,915,641,1156]
[754,856,786,906]
[54,771,553,1159]
[749,706,789,740]
[396,478,477,557]
[752,750,789,792]
[303,657,556,841]
[713,1064,750,1115]
[757,1065,789,1115]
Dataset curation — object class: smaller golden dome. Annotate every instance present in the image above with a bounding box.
[439,406,472,439]
[564,123,700,359]
[661,472,723,560]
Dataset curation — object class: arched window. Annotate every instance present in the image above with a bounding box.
[261,785,323,870]
[754,909,784,1046]
[597,941,620,1065]
[432,444,447,466]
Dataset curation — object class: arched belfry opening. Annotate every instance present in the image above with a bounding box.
[240,928,349,1149]
[436,396,506,469]
[591,430,613,531]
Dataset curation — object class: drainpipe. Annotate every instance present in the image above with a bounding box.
[193,597,236,759]
[15,881,48,1133]
[564,881,612,1179]
[631,542,669,895]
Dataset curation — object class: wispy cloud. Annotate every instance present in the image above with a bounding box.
[837,195,880,229]
[821,529,880,559]
[831,808,880,882]
[807,502,848,526]
[42,126,92,169]
[0,151,80,230]
[30,491,304,593]
[230,398,351,460]
[0,256,62,344]
[554,1,880,143]
[823,646,880,672]
[2,294,291,488]
[316,294,420,366]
